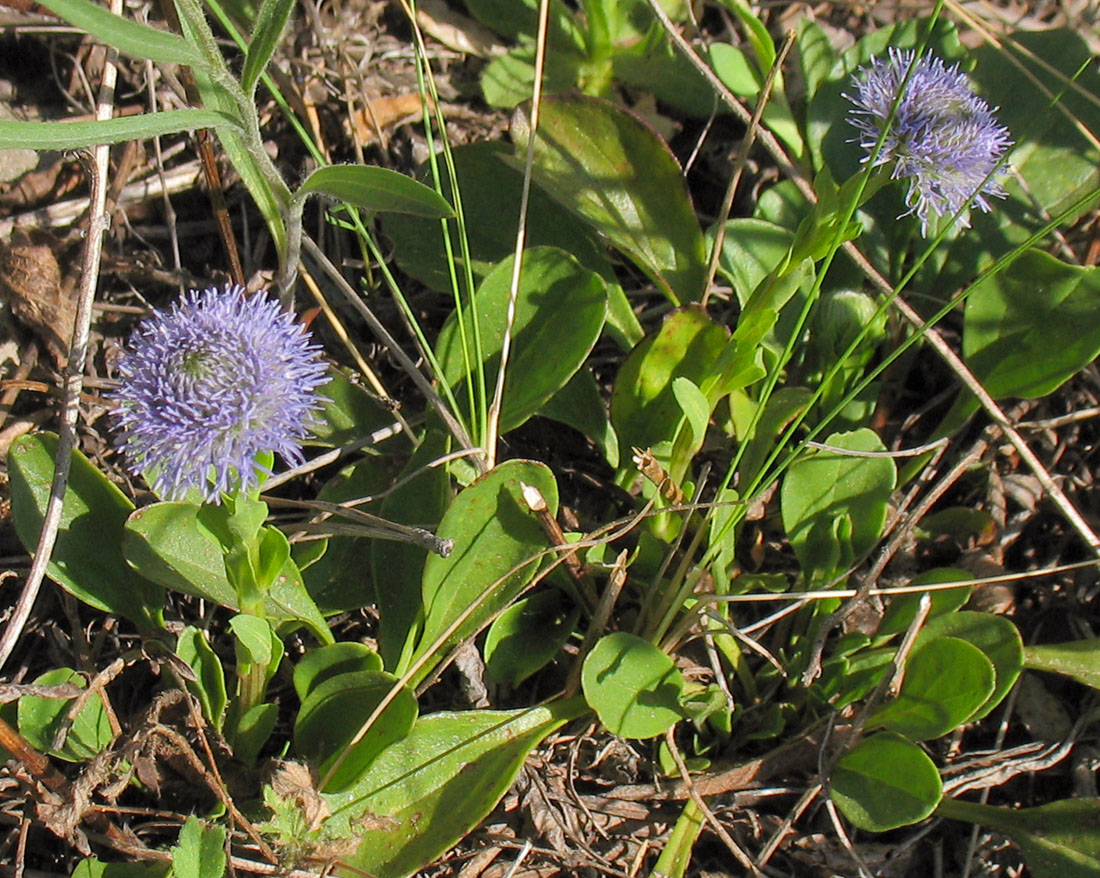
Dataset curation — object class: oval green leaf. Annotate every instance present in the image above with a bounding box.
[123,502,332,643]
[581,632,686,739]
[868,637,995,740]
[964,250,1100,404]
[830,732,942,832]
[781,428,896,582]
[293,642,383,701]
[435,246,607,434]
[8,432,163,629]
[484,590,579,687]
[411,460,558,682]
[294,670,417,792]
[18,667,112,762]
[922,610,1024,721]
[298,165,454,218]
[511,95,707,305]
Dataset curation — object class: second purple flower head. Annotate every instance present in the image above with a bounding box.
[847,48,1013,235]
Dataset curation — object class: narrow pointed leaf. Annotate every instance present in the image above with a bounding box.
[240,0,295,96]
[298,165,454,218]
[36,0,204,65]
[0,110,239,150]
[938,796,1100,878]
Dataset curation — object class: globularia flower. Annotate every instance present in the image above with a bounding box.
[847,48,1012,235]
[112,284,329,502]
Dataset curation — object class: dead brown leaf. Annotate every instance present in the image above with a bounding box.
[0,228,77,366]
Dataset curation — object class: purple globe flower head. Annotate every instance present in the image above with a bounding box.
[112,283,329,503]
[847,47,1013,236]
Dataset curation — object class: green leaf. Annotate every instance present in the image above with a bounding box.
[372,431,453,672]
[876,568,973,638]
[325,700,586,878]
[480,44,586,109]
[970,30,1100,228]
[306,367,398,449]
[35,0,204,65]
[581,632,686,739]
[650,799,706,878]
[730,386,812,491]
[671,376,710,446]
[298,165,454,218]
[0,110,238,150]
[293,642,383,701]
[831,732,942,831]
[538,367,620,468]
[937,796,1100,878]
[464,0,584,49]
[122,502,332,643]
[796,18,837,100]
[230,613,279,670]
[611,27,716,119]
[1025,639,1100,691]
[707,42,759,95]
[511,95,707,304]
[868,637,995,740]
[714,0,775,71]
[611,307,729,471]
[240,0,295,96]
[18,668,112,762]
[484,590,579,687]
[8,432,163,629]
[73,859,170,878]
[176,627,228,731]
[383,142,619,297]
[411,460,557,682]
[963,250,1100,402]
[781,428,896,582]
[435,246,607,434]
[232,702,278,766]
[921,611,1023,721]
[169,817,226,878]
[707,44,803,157]
[295,669,417,791]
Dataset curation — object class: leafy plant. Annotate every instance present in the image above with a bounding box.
[2,0,1099,875]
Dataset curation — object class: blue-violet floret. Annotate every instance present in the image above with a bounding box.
[112,284,329,502]
[847,47,1012,235]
